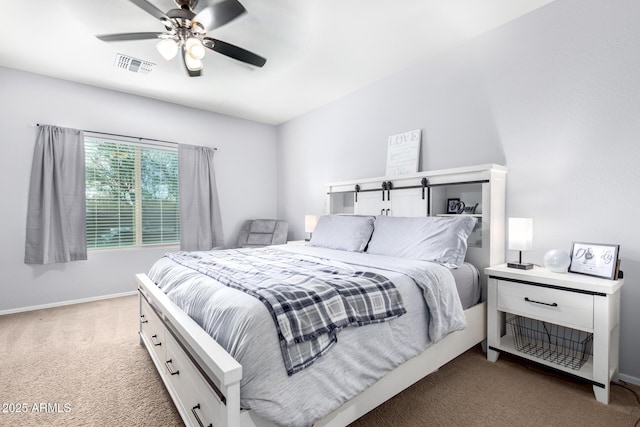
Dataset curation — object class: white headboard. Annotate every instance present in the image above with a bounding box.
[326,163,507,298]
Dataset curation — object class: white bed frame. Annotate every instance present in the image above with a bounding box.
[137,164,506,427]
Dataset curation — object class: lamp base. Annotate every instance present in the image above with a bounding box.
[507,262,534,270]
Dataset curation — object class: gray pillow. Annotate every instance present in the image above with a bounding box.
[366,215,477,268]
[308,215,374,252]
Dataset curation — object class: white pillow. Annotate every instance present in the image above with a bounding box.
[308,215,374,252]
[366,215,477,268]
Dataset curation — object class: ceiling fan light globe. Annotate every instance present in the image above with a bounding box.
[156,39,178,60]
[185,37,206,60]
[189,43,206,60]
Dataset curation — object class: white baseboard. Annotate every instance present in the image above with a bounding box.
[0,291,138,316]
[617,373,640,386]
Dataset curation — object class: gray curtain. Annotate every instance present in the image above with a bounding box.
[25,125,87,264]
[178,144,224,251]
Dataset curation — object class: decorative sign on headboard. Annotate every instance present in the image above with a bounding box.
[385,129,421,176]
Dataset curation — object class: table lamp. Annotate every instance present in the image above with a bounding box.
[304,215,318,241]
[507,217,533,270]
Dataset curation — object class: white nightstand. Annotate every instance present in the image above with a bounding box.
[485,264,624,404]
[287,240,308,246]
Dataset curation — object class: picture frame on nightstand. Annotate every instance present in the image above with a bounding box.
[568,242,619,280]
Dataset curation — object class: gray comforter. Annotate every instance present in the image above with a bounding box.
[164,248,407,375]
[148,245,466,427]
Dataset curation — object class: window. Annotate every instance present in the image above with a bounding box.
[85,135,179,249]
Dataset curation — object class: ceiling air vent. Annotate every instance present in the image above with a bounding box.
[114,53,155,74]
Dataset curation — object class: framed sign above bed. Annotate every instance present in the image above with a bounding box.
[385,129,421,176]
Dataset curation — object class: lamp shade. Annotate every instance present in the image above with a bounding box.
[508,218,533,251]
[304,215,318,233]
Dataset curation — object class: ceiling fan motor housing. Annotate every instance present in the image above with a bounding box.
[166,8,197,22]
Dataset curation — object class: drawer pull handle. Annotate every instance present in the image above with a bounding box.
[524,297,558,307]
[140,314,148,324]
[165,359,180,376]
[150,334,162,346]
[191,404,212,427]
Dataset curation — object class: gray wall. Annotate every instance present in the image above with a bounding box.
[0,67,278,311]
[277,0,640,381]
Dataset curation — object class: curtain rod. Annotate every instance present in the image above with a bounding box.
[32,123,217,150]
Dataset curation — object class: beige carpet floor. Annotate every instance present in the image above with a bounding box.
[0,295,638,427]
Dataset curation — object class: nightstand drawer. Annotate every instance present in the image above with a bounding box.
[497,281,593,330]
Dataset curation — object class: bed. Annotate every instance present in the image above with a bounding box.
[137,164,507,427]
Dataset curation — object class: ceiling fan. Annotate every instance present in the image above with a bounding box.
[96,0,266,77]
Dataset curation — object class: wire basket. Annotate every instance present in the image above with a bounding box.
[507,315,593,370]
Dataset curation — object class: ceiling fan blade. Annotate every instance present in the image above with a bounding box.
[96,32,164,42]
[129,0,171,22]
[194,0,246,32]
[185,67,202,77]
[203,37,266,67]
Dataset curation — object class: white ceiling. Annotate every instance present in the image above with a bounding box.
[0,0,555,125]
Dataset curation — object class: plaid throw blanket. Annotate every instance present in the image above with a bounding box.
[165,247,406,375]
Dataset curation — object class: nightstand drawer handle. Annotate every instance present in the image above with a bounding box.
[524,297,558,307]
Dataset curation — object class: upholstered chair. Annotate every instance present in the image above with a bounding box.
[236,219,289,248]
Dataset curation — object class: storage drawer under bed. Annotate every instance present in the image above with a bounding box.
[140,296,165,361]
[164,327,224,427]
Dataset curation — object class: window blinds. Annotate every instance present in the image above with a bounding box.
[84,136,179,249]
